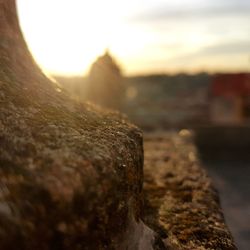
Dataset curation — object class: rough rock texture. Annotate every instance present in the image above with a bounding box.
[0,1,237,249]
[143,132,237,250]
[0,1,145,249]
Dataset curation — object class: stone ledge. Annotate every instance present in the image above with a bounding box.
[143,132,237,250]
[0,90,144,249]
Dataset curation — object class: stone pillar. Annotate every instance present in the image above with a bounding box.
[0,1,146,249]
[0,0,40,79]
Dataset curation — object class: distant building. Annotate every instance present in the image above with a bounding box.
[210,73,250,124]
[86,50,124,110]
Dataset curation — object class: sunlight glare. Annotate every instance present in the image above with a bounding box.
[16,0,250,75]
[17,0,136,76]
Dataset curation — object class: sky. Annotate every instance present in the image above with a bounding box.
[17,0,250,76]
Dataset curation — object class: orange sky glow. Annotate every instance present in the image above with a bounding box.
[17,0,250,76]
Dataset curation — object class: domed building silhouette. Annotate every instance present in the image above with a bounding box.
[86,50,124,110]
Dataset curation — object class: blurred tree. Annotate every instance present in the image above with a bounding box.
[86,50,124,110]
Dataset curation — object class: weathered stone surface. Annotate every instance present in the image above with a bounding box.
[143,132,237,250]
[0,1,237,249]
[0,1,145,249]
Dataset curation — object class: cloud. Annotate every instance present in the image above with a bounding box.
[201,41,250,56]
[133,1,250,22]
[168,40,250,64]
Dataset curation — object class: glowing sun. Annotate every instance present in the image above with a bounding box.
[17,0,138,76]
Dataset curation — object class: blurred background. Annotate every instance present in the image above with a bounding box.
[17,0,250,249]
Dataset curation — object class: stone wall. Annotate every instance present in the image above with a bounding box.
[143,132,237,249]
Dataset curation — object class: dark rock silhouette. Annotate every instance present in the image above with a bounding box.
[86,50,125,110]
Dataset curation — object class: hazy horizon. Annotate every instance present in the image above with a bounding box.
[17,0,250,76]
